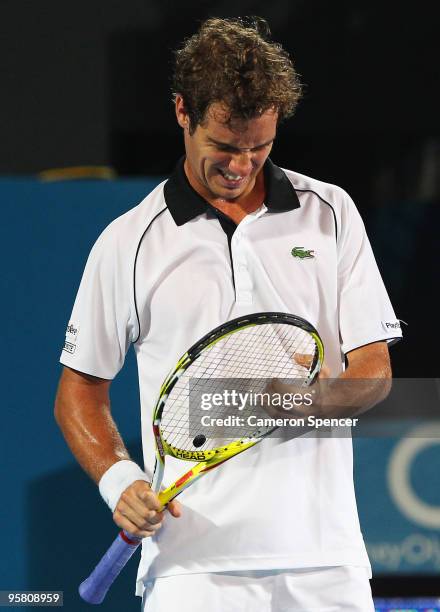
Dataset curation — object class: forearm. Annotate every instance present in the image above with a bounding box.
[54,367,179,535]
[270,342,392,420]
[315,341,392,418]
[54,368,130,484]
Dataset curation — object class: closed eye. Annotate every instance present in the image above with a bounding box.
[212,142,272,153]
[216,145,238,153]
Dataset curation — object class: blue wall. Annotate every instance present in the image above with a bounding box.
[1,178,439,611]
[1,178,160,611]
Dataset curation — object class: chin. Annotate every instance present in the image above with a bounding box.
[215,187,244,200]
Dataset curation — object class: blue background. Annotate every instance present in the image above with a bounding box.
[1,178,439,611]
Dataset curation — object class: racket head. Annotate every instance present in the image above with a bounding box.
[151,312,324,468]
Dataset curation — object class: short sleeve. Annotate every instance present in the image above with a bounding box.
[337,192,402,354]
[59,224,135,379]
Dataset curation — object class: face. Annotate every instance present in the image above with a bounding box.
[175,97,277,202]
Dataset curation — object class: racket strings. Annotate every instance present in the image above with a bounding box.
[161,323,318,451]
[165,331,314,433]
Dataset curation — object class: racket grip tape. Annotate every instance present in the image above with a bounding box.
[78,531,141,604]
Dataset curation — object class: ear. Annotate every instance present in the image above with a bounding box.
[175,95,190,130]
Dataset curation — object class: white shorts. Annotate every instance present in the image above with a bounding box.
[141,566,374,612]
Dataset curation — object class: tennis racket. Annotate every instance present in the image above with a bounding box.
[79,311,324,604]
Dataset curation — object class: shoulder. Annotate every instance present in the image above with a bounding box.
[281,167,354,214]
[91,180,169,257]
[279,167,364,242]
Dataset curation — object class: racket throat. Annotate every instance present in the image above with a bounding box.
[151,457,165,493]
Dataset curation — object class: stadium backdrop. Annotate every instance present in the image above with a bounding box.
[1,177,438,611]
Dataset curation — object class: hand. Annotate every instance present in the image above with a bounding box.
[262,362,331,419]
[318,363,331,379]
[113,480,182,538]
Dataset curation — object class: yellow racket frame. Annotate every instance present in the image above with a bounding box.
[150,312,324,508]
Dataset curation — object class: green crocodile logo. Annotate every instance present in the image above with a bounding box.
[291,246,315,259]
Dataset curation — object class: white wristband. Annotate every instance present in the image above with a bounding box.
[98,460,150,512]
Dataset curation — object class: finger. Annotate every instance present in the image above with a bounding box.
[318,363,331,379]
[116,498,164,528]
[294,353,314,368]
[121,487,163,517]
[121,481,164,513]
[167,499,183,518]
[112,511,162,539]
[136,486,163,512]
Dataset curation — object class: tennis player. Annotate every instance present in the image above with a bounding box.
[55,17,402,611]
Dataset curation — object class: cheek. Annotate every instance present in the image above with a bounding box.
[252,152,270,172]
[204,154,229,174]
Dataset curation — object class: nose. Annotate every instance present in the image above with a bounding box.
[228,151,253,176]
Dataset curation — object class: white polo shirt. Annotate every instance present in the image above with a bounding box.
[60,158,402,588]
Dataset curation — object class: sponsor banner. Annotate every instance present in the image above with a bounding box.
[356,436,440,574]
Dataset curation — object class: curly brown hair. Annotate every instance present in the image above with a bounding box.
[172,16,302,133]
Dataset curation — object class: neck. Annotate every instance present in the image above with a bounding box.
[184,160,266,224]
[210,194,263,224]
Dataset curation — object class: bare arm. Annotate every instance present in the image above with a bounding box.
[317,341,392,417]
[342,341,391,381]
[54,367,181,537]
[268,341,392,419]
[54,367,128,482]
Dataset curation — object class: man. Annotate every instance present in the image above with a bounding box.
[55,17,401,611]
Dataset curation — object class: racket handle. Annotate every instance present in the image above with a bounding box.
[79,531,141,604]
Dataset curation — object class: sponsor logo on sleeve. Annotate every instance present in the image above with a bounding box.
[66,321,80,340]
[382,320,404,332]
[63,341,76,354]
[63,321,80,354]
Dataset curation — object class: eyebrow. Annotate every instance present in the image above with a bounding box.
[206,137,274,151]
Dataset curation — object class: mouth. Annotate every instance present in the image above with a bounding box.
[217,168,247,188]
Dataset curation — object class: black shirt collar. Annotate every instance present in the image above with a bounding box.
[164,157,300,226]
